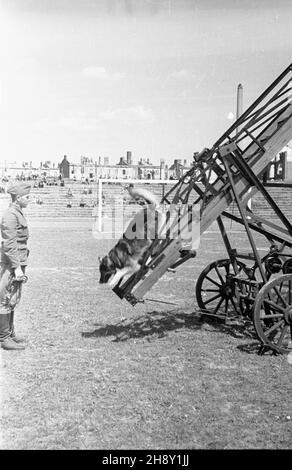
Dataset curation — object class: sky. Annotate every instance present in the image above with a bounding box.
[0,0,291,166]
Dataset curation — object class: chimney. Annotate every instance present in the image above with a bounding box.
[104,157,109,166]
[126,151,132,165]
[98,156,101,165]
[183,159,187,167]
[160,158,165,169]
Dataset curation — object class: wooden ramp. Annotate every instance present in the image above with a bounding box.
[112,64,292,305]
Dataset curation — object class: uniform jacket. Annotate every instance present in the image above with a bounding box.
[1,203,29,268]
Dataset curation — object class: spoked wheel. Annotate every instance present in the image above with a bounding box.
[253,274,292,354]
[196,259,250,317]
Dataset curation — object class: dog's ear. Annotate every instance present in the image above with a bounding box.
[110,249,125,269]
[100,254,114,269]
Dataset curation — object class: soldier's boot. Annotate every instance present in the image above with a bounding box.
[0,314,25,350]
[9,310,26,343]
[1,337,25,350]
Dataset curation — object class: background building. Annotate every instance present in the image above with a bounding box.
[4,146,291,184]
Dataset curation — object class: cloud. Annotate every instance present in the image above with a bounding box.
[227,112,235,120]
[99,105,154,122]
[82,66,123,80]
[15,57,37,72]
[170,69,197,80]
[59,115,100,131]
[35,114,100,131]
[34,118,54,131]
[34,106,153,132]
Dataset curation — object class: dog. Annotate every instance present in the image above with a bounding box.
[99,186,161,288]
[99,185,198,289]
[99,237,152,288]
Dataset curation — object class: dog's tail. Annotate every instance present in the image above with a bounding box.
[127,185,160,208]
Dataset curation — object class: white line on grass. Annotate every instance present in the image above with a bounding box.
[27,266,98,271]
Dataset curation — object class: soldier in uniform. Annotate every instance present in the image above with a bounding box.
[0,182,31,350]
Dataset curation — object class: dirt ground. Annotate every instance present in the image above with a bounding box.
[0,218,291,449]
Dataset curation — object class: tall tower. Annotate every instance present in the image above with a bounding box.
[236,83,243,137]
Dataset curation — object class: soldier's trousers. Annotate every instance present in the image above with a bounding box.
[0,264,25,341]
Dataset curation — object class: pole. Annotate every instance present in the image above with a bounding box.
[98,179,102,232]
[236,83,243,137]
[237,83,251,209]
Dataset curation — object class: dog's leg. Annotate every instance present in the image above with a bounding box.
[109,267,129,288]
[109,263,141,288]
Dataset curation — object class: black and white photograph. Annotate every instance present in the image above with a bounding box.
[0,0,291,451]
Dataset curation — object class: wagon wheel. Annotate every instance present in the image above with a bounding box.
[253,274,292,354]
[196,258,250,317]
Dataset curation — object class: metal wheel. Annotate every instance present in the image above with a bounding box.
[196,258,249,317]
[253,274,292,354]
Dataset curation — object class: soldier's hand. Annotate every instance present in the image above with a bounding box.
[14,267,24,279]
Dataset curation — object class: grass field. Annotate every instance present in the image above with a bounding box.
[0,218,291,449]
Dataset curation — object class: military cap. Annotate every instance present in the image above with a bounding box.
[7,182,31,197]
